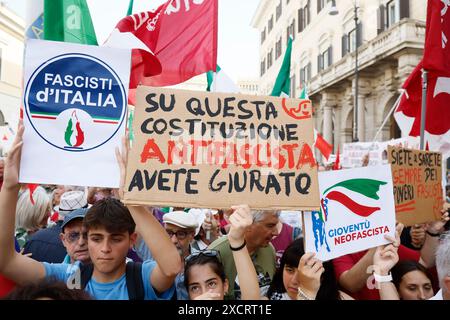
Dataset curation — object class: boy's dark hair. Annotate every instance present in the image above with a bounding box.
[2,278,91,300]
[83,197,135,234]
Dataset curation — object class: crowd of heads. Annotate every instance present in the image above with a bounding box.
[1,171,449,302]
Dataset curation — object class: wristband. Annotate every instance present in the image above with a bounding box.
[373,272,392,283]
[229,240,246,251]
[426,230,440,237]
[297,287,314,300]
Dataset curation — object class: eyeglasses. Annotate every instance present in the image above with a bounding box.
[185,250,221,264]
[65,231,88,243]
[166,229,190,240]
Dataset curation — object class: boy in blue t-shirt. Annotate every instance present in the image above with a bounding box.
[0,123,181,300]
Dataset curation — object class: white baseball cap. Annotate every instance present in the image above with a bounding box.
[163,211,198,230]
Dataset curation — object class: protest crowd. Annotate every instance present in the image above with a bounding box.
[0,127,448,301]
[0,0,449,303]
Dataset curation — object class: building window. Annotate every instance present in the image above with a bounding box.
[290,74,296,98]
[275,37,282,59]
[286,20,295,43]
[300,63,311,87]
[321,50,329,69]
[318,46,332,72]
[276,1,282,21]
[378,0,409,34]
[268,16,274,33]
[261,27,266,44]
[348,28,356,53]
[298,0,311,33]
[386,0,397,27]
[260,58,266,76]
[317,0,331,14]
[267,49,273,69]
[342,23,362,56]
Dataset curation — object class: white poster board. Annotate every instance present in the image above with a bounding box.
[341,137,420,168]
[20,39,131,187]
[304,165,396,261]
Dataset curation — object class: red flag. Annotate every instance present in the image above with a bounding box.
[333,146,340,170]
[395,0,450,151]
[314,131,333,160]
[0,275,15,298]
[27,184,39,205]
[423,0,450,73]
[111,0,218,105]
[397,61,423,120]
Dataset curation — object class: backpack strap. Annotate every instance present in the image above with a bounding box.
[80,263,94,290]
[79,262,145,300]
[125,262,145,300]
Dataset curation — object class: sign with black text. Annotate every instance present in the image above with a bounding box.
[123,87,319,210]
[20,39,131,187]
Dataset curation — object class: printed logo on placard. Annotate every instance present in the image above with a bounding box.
[311,179,388,253]
[281,98,312,120]
[24,53,126,152]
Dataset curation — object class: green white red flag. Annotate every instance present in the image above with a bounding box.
[43,0,98,45]
[271,36,293,97]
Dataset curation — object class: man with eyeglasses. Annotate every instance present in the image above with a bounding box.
[22,190,89,263]
[161,211,199,300]
[60,208,90,265]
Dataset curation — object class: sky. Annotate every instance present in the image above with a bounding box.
[3,0,260,82]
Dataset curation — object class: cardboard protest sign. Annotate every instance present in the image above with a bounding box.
[303,165,396,261]
[123,86,319,210]
[388,146,443,226]
[20,39,131,187]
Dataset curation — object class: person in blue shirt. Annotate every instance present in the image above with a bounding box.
[0,122,181,300]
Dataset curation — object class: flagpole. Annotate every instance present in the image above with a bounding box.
[372,92,403,142]
[420,69,428,150]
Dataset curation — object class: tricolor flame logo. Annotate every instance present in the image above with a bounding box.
[64,110,85,148]
[319,179,388,222]
[312,178,387,253]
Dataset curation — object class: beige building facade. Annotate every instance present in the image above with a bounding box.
[0,4,24,133]
[252,0,426,151]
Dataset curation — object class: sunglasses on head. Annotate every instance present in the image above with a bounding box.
[185,250,221,264]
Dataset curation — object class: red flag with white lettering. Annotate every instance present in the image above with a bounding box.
[107,0,218,105]
[423,0,450,73]
[395,0,450,154]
